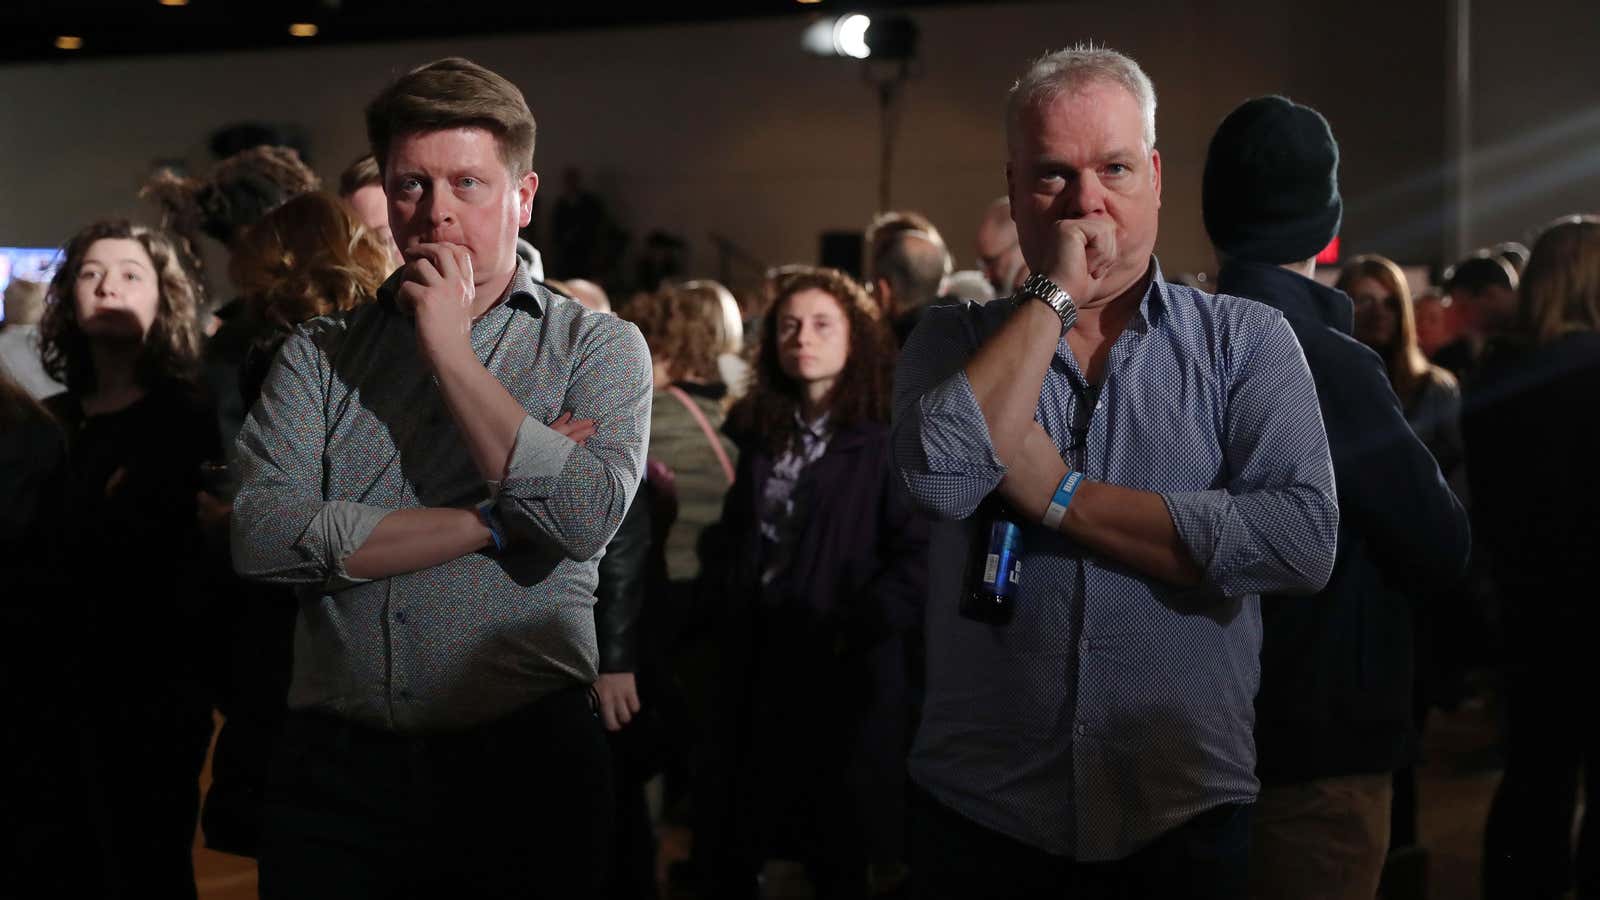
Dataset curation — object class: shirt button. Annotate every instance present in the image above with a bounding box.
[1080,637,1092,652]
[1075,723,1087,737]
[394,611,408,624]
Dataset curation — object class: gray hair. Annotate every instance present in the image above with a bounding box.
[1006,44,1158,155]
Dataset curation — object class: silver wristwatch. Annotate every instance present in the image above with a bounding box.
[1019,272,1077,333]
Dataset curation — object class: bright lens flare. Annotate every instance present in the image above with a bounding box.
[834,14,871,59]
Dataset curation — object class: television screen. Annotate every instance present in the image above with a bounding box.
[0,247,61,321]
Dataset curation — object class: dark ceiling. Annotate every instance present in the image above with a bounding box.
[4,0,1000,65]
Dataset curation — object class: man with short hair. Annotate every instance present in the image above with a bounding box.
[975,195,1028,296]
[894,47,1339,897]
[1434,253,1519,383]
[233,57,652,898]
[1203,94,1471,900]
[865,210,951,343]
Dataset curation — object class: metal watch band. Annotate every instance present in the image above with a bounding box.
[1019,272,1078,332]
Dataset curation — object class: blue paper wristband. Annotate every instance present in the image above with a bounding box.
[476,499,506,554]
[1041,471,1085,530]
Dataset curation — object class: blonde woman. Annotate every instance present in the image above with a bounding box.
[1465,216,1600,900]
[1338,254,1463,477]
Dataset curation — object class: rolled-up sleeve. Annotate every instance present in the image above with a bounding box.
[498,318,652,561]
[232,329,393,588]
[1163,315,1339,598]
[891,304,1008,520]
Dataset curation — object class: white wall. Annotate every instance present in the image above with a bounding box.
[0,0,1483,296]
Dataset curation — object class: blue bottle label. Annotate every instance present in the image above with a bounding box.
[981,520,1023,598]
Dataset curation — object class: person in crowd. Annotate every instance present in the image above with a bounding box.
[198,191,394,858]
[0,278,65,398]
[702,265,929,899]
[1203,96,1470,900]
[942,269,997,305]
[230,57,652,898]
[1339,253,1474,868]
[864,210,952,343]
[1433,252,1519,384]
[975,195,1028,297]
[625,281,742,584]
[1466,215,1600,900]
[550,277,614,314]
[143,144,321,455]
[1413,289,1459,360]
[0,370,87,897]
[36,219,221,899]
[1490,240,1530,277]
[894,47,1339,898]
[1339,253,1465,477]
[337,153,400,266]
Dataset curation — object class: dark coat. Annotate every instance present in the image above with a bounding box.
[1217,262,1471,784]
[700,419,931,862]
[1463,331,1600,644]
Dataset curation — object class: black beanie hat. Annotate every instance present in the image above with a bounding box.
[1202,95,1342,265]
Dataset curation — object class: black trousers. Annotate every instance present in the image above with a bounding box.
[259,686,615,900]
[1483,653,1599,899]
[909,784,1250,900]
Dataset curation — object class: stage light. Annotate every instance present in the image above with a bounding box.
[800,13,917,61]
[55,35,84,50]
[288,23,319,37]
[159,0,190,7]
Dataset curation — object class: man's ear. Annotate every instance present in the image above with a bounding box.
[517,170,540,228]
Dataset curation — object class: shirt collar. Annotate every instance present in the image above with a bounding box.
[794,410,831,442]
[376,256,545,319]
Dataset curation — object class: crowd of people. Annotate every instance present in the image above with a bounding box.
[0,43,1595,900]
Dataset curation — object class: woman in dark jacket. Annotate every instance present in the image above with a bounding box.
[1467,215,1600,900]
[701,266,930,899]
[35,220,220,899]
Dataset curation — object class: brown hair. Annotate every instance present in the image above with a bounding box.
[1336,254,1430,398]
[229,192,392,332]
[1518,215,1600,343]
[365,57,537,176]
[338,153,383,198]
[623,280,736,383]
[727,266,895,456]
[38,220,203,394]
[142,146,320,252]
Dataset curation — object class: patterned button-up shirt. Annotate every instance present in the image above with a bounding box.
[232,261,652,733]
[892,261,1338,861]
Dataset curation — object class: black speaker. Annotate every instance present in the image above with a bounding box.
[819,230,864,280]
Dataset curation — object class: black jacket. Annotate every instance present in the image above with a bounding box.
[700,419,931,859]
[593,483,657,673]
[1217,262,1471,784]
[1463,331,1600,642]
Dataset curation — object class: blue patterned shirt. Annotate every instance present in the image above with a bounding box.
[232,261,653,733]
[892,261,1338,861]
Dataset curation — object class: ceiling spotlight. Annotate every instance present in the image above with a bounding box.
[288,23,319,37]
[801,13,918,61]
[159,0,190,7]
[55,35,84,50]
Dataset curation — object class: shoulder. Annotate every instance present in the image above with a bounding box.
[540,291,649,362]
[1157,282,1298,374]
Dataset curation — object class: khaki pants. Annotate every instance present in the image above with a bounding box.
[1248,773,1393,900]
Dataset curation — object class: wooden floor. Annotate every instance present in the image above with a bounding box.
[194,700,1512,900]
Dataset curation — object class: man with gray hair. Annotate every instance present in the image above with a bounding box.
[865,209,952,343]
[894,45,1338,897]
